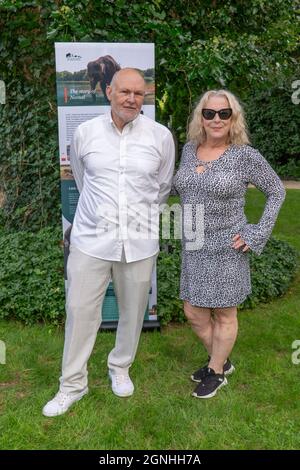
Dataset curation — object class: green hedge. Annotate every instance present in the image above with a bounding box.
[0,228,298,325]
[0,0,299,232]
[0,227,65,325]
[246,87,300,179]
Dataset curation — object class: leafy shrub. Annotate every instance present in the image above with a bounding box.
[157,236,298,325]
[246,86,300,179]
[0,82,61,232]
[0,227,65,325]
[241,238,299,309]
[270,159,300,181]
[157,239,184,326]
[0,1,299,231]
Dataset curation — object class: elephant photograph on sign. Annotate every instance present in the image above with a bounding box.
[87,55,121,102]
[55,46,155,107]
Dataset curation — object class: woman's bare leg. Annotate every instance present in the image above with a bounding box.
[184,301,214,356]
[208,307,238,374]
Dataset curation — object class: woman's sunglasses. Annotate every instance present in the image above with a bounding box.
[202,108,232,120]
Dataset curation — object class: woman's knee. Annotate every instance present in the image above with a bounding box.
[214,307,238,325]
[184,302,211,326]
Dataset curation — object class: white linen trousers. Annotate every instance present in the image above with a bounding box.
[59,245,156,394]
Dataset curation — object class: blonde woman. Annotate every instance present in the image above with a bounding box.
[173,90,285,399]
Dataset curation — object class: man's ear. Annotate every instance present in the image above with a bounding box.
[106,85,112,102]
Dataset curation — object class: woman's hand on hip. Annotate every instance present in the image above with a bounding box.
[232,234,250,252]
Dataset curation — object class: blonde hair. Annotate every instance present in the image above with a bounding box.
[188,89,250,145]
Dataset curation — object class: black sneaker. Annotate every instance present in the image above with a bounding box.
[192,368,227,399]
[191,357,235,383]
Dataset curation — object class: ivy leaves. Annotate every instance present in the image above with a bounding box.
[0,0,299,231]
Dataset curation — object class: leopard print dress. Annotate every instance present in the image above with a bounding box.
[173,143,285,308]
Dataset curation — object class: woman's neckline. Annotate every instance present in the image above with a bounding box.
[195,143,233,163]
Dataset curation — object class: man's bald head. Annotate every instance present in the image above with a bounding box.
[109,68,145,90]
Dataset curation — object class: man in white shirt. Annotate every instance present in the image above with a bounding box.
[43,68,175,417]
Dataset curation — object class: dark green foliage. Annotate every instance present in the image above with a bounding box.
[242,238,299,309]
[0,227,65,325]
[157,236,298,325]
[0,1,299,231]
[246,87,300,179]
[157,239,183,325]
[0,81,61,231]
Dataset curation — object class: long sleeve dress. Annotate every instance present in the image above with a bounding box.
[173,143,286,308]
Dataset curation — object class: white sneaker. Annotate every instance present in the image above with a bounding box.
[42,388,88,417]
[108,370,134,397]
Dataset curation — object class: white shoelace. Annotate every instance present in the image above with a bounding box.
[114,375,130,386]
[54,391,70,405]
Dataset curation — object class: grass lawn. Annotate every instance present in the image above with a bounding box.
[0,189,300,450]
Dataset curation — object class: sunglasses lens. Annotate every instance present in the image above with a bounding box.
[202,108,232,120]
[219,109,232,120]
[202,109,215,120]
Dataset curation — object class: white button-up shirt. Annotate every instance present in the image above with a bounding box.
[70,112,175,262]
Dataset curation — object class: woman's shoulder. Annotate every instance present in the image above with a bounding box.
[232,143,255,153]
[233,144,264,161]
[183,140,196,151]
[181,141,196,158]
